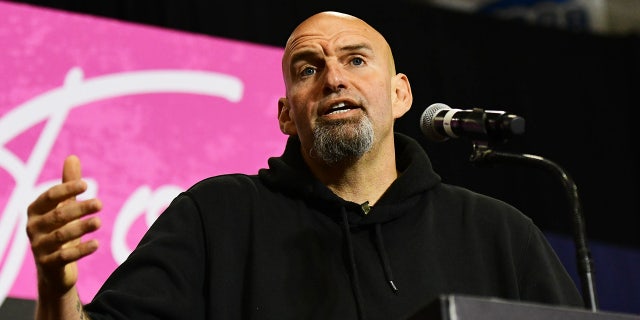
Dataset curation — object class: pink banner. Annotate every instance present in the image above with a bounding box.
[0,1,287,305]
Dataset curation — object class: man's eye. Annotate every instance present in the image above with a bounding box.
[351,57,364,66]
[301,67,316,77]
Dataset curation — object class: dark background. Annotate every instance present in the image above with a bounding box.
[9,0,636,248]
[3,0,639,315]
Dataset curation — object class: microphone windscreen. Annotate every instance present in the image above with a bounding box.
[420,103,450,142]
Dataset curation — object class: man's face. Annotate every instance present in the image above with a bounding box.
[279,12,409,164]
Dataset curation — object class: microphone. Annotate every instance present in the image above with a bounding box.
[420,103,525,143]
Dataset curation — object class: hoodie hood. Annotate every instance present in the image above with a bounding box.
[259,132,441,225]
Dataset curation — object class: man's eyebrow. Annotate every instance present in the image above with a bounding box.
[288,43,374,67]
[337,43,374,54]
[289,49,320,67]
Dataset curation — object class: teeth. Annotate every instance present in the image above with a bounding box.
[332,102,346,109]
[326,102,351,115]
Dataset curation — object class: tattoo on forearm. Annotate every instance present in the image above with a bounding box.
[76,297,90,320]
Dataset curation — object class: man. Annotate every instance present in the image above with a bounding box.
[27,11,583,320]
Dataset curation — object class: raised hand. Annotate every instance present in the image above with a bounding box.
[26,155,102,319]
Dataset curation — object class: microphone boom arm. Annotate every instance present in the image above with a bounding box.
[469,142,598,311]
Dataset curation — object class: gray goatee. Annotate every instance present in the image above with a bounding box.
[311,115,374,165]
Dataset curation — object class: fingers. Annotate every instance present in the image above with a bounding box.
[32,218,102,266]
[28,199,102,271]
[27,197,101,237]
[28,155,87,218]
[27,154,103,268]
[27,180,89,219]
[57,239,99,265]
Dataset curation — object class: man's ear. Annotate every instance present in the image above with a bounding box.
[391,73,413,119]
[278,98,297,135]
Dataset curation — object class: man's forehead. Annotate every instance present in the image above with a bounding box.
[281,12,395,78]
[286,32,373,56]
[287,13,378,48]
[284,12,386,60]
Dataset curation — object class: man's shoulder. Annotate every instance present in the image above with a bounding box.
[434,182,532,223]
[174,173,270,213]
[187,173,262,193]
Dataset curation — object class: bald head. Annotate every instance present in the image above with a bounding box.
[282,11,396,87]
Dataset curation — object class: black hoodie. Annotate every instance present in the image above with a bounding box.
[85,133,583,320]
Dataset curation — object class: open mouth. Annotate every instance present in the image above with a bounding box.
[325,102,358,115]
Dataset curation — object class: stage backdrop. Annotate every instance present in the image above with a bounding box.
[0,1,286,309]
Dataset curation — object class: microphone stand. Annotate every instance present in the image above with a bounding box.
[469,141,598,311]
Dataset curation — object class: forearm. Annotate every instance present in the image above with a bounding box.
[35,286,91,320]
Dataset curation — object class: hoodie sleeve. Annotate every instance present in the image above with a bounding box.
[84,193,207,319]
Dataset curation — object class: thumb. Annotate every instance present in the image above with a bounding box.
[62,154,82,183]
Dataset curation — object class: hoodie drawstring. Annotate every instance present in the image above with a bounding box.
[374,223,399,294]
[341,207,366,320]
[340,207,401,320]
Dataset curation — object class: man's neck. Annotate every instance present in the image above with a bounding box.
[304,139,398,206]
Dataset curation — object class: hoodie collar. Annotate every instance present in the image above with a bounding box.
[258,132,441,222]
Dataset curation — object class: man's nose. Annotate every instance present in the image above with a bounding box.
[322,62,347,93]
